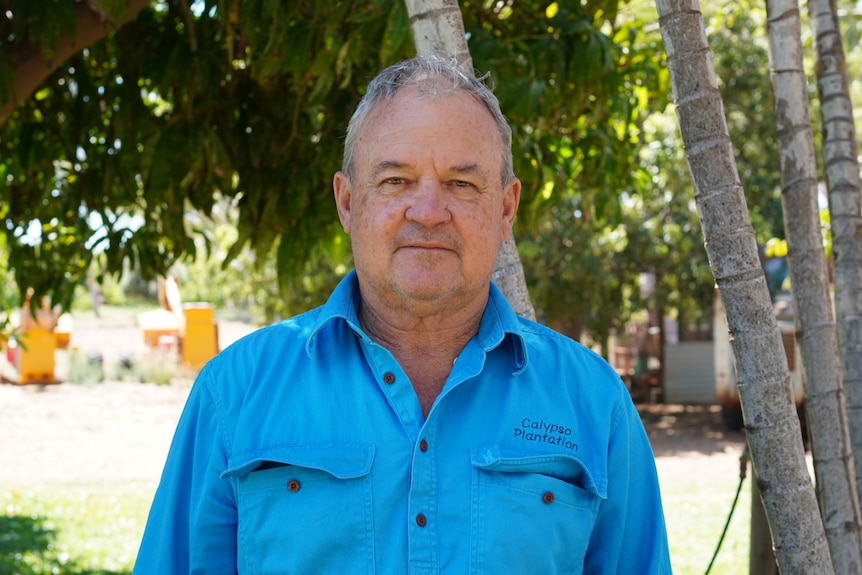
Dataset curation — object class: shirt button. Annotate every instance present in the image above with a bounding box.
[419,439,428,452]
[542,491,555,505]
[287,479,301,492]
[383,372,396,384]
[416,513,427,527]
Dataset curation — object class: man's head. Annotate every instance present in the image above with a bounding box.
[333,56,520,318]
[342,55,516,189]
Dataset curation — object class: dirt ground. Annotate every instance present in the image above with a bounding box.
[0,311,748,486]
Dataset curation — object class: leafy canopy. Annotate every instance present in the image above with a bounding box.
[1,0,413,308]
[2,0,672,328]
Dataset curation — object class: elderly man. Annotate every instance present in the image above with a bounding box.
[134,55,671,574]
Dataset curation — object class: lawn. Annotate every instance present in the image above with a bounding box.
[1,475,754,574]
[1,481,154,575]
[662,473,752,574]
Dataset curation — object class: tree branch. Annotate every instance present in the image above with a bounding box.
[0,0,152,127]
[178,0,199,52]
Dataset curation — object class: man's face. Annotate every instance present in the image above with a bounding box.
[333,86,520,312]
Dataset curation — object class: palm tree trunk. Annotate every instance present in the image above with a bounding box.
[654,0,834,572]
[403,0,537,321]
[809,0,862,517]
[765,0,862,569]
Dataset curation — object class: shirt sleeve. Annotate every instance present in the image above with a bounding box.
[133,366,238,574]
[583,397,673,574]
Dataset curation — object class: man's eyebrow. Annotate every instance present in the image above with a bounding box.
[449,162,485,177]
[449,162,486,176]
[371,160,410,178]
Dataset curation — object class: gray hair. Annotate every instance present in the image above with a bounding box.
[342,55,515,187]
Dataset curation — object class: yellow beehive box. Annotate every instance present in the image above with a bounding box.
[182,303,218,370]
[16,328,56,384]
[138,308,181,348]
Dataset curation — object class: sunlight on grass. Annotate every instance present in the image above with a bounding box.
[662,472,752,575]
[1,481,155,575]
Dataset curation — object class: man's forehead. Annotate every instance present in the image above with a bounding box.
[359,91,500,139]
[370,159,486,177]
[366,84,489,122]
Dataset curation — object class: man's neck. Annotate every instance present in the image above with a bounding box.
[357,294,486,417]
[358,297,484,358]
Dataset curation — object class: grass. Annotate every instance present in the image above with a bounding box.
[1,475,755,574]
[662,471,753,574]
[0,481,154,575]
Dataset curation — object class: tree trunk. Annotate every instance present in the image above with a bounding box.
[809,0,862,516]
[403,0,537,321]
[750,475,781,575]
[0,0,151,127]
[765,0,862,570]
[654,0,834,572]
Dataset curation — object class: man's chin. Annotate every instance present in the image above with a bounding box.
[398,285,454,303]
[394,272,460,302]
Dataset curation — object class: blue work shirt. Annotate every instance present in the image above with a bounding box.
[134,271,671,574]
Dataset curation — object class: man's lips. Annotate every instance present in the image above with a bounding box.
[393,230,461,254]
[400,243,453,251]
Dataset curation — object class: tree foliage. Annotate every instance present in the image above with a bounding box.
[2,0,835,346]
[1,0,672,316]
[518,0,780,340]
[1,0,413,309]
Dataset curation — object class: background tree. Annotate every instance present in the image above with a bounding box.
[473,0,680,339]
[403,0,535,318]
[655,0,833,571]
[765,0,862,568]
[708,5,785,242]
[1,0,666,323]
[809,0,862,512]
[1,0,415,310]
[519,197,644,354]
[0,0,151,124]
[4,0,852,357]
[519,0,785,349]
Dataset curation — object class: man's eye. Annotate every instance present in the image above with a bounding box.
[384,177,405,185]
[452,180,471,188]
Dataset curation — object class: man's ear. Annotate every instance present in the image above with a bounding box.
[333,171,352,233]
[501,177,521,241]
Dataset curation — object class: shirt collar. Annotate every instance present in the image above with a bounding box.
[305,270,364,358]
[477,281,528,374]
[306,270,528,373]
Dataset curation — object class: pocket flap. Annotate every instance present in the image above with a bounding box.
[222,443,374,480]
[471,445,604,498]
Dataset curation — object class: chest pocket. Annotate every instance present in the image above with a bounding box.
[469,446,602,575]
[223,444,375,575]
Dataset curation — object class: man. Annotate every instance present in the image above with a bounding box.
[134,55,672,574]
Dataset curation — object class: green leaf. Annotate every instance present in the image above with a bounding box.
[95,0,130,21]
[380,0,409,62]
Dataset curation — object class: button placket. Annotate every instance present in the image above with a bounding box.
[359,336,423,431]
[407,415,439,566]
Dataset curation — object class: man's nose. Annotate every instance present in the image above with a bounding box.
[405,180,452,225]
